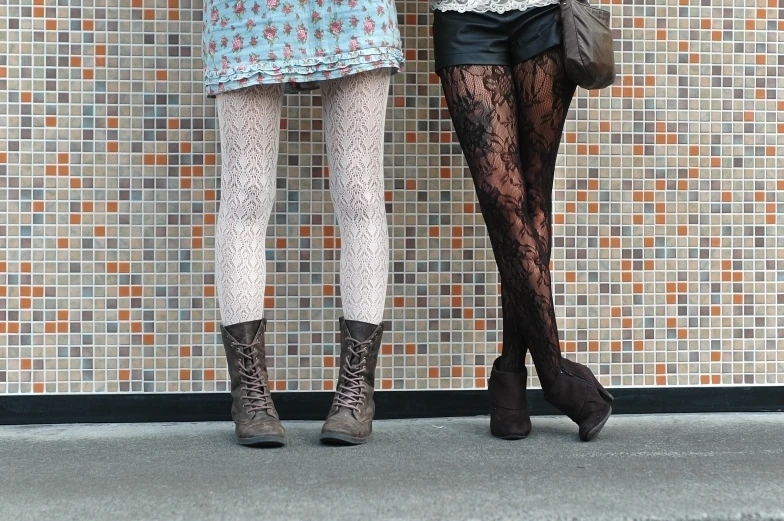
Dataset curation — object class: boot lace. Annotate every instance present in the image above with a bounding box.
[233,341,273,414]
[333,334,375,413]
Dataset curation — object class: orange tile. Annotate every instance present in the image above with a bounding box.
[700,375,710,385]
[428,367,439,378]
[324,356,335,368]
[20,298,31,308]
[323,380,333,391]
[475,320,486,331]
[156,70,167,81]
[204,369,215,381]
[381,380,392,390]
[405,179,417,190]
[118,310,130,320]
[452,367,462,377]
[711,375,721,384]
[204,322,215,333]
[634,340,644,351]
[179,369,190,380]
[204,286,215,297]
[46,19,57,30]
[21,359,32,370]
[33,383,45,393]
[463,308,473,319]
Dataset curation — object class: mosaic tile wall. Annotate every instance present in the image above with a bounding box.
[0,0,783,395]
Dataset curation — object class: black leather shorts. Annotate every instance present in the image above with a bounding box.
[432,5,562,71]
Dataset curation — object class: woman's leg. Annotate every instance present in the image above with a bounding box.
[320,68,391,326]
[438,64,566,389]
[508,46,575,390]
[318,68,391,445]
[215,84,284,326]
[215,84,286,447]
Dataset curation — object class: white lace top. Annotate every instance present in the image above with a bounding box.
[431,0,558,14]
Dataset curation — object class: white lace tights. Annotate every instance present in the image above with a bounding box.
[215,69,391,326]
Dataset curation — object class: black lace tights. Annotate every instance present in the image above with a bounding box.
[439,47,575,392]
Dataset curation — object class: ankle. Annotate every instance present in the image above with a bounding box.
[495,354,526,374]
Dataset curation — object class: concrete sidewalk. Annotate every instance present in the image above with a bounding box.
[1,413,783,521]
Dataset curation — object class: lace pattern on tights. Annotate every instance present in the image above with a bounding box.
[438,48,575,390]
[215,68,391,326]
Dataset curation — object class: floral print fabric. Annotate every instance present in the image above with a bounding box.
[202,0,404,95]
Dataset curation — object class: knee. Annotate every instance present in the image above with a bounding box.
[330,177,385,218]
[219,181,276,218]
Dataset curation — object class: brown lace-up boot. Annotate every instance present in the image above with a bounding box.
[320,317,384,445]
[221,318,285,447]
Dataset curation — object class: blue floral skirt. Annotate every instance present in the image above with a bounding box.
[201,0,404,96]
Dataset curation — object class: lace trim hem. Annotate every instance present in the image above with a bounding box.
[430,0,558,14]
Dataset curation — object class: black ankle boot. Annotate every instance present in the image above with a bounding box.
[545,362,612,442]
[488,357,531,440]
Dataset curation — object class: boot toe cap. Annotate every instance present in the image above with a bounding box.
[490,406,532,439]
[236,416,286,446]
